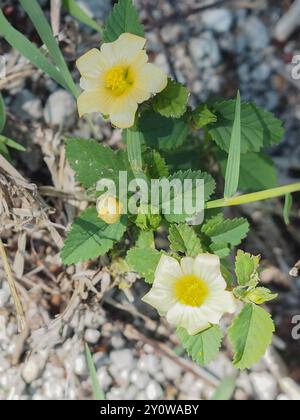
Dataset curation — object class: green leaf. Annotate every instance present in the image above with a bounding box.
[0,10,69,92]
[224,91,241,198]
[284,193,292,225]
[235,250,260,286]
[85,344,105,400]
[135,230,155,249]
[228,303,275,369]
[0,93,6,132]
[0,142,10,160]
[245,287,277,305]
[61,207,127,265]
[192,104,217,129]
[126,247,162,284]
[63,0,103,33]
[239,153,277,192]
[152,79,189,119]
[218,151,278,193]
[102,0,144,43]
[138,111,189,151]
[202,215,249,247]
[66,137,131,188]
[143,149,169,178]
[177,325,223,366]
[210,242,230,259]
[209,99,284,154]
[168,224,203,257]
[211,376,236,401]
[0,135,26,152]
[162,169,216,223]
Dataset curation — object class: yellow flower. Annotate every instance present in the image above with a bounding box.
[142,254,236,335]
[96,195,122,225]
[76,33,168,128]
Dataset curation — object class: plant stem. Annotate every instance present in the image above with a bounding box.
[0,238,26,332]
[206,183,300,209]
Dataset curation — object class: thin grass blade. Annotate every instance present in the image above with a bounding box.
[224,91,241,198]
[63,0,102,33]
[85,343,105,401]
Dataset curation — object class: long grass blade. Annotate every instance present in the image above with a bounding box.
[224,91,241,198]
[0,92,6,132]
[0,135,26,152]
[211,376,236,400]
[63,0,102,33]
[19,0,78,97]
[0,10,69,91]
[85,343,105,401]
[283,193,293,225]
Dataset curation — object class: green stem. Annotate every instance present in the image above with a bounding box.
[206,183,300,209]
[125,128,143,175]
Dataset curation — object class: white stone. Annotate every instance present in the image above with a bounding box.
[201,9,233,33]
[44,90,76,127]
[250,372,278,400]
[145,380,164,400]
[189,33,221,68]
[74,354,88,376]
[97,367,112,390]
[84,328,101,344]
[137,354,160,374]
[22,357,42,384]
[242,17,270,50]
[130,370,150,389]
[110,349,134,369]
[0,282,10,306]
[161,357,182,381]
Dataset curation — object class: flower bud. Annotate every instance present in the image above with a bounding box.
[96,195,122,225]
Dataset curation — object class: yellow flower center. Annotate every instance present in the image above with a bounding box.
[104,65,134,96]
[175,275,209,307]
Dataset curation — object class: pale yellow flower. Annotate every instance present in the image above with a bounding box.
[142,254,236,335]
[76,33,168,128]
[96,195,122,225]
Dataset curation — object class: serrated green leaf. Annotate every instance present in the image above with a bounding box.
[228,303,275,369]
[126,247,162,284]
[0,93,6,132]
[152,79,189,119]
[192,104,217,129]
[219,151,278,193]
[224,91,241,198]
[202,215,249,247]
[235,250,260,286]
[135,230,155,249]
[284,193,292,225]
[177,325,223,366]
[209,99,284,154]
[61,207,127,265]
[102,0,144,43]
[143,149,169,178]
[162,169,216,223]
[210,242,230,258]
[168,224,203,257]
[66,137,131,188]
[245,287,277,305]
[138,111,189,151]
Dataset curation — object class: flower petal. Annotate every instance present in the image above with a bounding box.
[76,48,107,78]
[77,89,112,117]
[142,287,177,316]
[101,33,146,66]
[153,255,182,287]
[193,254,226,287]
[180,257,194,275]
[166,304,211,335]
[206,290,237,314]
[137,63,168,94]
[109,97,138,128]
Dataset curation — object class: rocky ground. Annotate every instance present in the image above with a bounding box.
[0,0,300,400]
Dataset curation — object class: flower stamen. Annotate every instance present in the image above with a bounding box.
[104,65,134,96]
[175,274,209,307]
